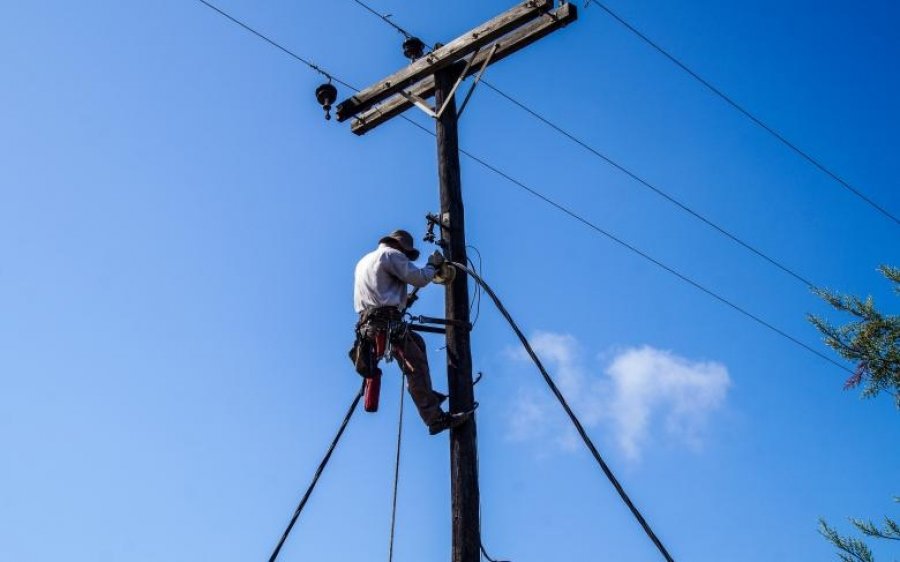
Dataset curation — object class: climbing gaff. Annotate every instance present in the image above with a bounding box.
[315,82,338,120]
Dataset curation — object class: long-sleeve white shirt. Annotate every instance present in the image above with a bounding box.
[354,244,436,313]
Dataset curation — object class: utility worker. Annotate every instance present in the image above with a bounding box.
[353,229,470,435]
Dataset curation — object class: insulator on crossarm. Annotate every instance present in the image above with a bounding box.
[315,82,338,120]
[402,37,426,61]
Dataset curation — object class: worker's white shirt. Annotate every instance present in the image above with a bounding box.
[354,244,436,313]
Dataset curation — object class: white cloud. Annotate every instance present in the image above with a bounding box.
[605,346,730,459]
[506,333,731,461]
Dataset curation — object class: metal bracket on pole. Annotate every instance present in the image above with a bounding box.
[399,90,437,117]
[399,48,484,120]
[457,43,499,119]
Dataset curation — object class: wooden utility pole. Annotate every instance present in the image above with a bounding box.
[334,4,576,561]
[434,64,481,561]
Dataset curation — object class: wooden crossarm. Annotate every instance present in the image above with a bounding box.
[335,0,553,122]
[350,3,577,135]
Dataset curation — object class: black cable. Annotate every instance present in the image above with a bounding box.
[268,382,365,562]
[585,0,900,228]
[467,251,484,328]
[350,0,413,39]
[400,116,852,374]
[449,261,676,562]
[387,375,405,562]
[194,0,357,91]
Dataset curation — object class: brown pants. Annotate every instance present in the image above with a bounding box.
[392,331,444,426]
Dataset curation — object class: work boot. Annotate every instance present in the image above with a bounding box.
[428,410,473,435]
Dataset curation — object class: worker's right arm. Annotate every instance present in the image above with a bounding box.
[382,249,436,288]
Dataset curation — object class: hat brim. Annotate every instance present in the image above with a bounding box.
[379,236,420,261]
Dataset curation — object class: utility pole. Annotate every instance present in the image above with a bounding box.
[434,64,480,561]
[334,4,576,561]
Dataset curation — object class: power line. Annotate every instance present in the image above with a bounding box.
[585,0,900,228]
[347,0,818,291]
[349,0,413,39]
[192,0,851,374]
[194,0,356,91]
[480,82,817,289]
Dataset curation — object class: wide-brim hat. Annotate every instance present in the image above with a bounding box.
[379,229,420,260]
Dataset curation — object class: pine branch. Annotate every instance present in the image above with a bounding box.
[820,519,876,562]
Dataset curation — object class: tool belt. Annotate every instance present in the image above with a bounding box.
[348,306,408,378]
[357,306,404,328]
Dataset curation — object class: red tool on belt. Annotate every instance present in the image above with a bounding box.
[364,331,387,412]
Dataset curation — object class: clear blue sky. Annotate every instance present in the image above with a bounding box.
[2,1,898,561]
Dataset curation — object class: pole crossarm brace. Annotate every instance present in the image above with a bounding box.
[335,0,557,123]
[349,2,577,135]
[399,44,498,120]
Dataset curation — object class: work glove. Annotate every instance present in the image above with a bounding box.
[427,250,445,268]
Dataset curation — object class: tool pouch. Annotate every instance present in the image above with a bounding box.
[348,333,376,378]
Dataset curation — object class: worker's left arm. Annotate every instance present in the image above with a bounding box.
[384,251,436,288]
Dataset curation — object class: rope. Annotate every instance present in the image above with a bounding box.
[268,382,365,562]
[387,374,406,562]
[448,262,677,562]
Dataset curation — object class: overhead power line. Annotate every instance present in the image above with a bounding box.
[192,0,851,375]
[585,0,900,228]
[398,117,851,374]
[347,0,818,292]
[349,0,412,39]
[194,0,355,91]
[480,82,817,289]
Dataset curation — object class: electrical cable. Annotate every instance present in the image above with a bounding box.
[584,0,900,228]
[448,261,676,562]
[194,0,356,91]
[467,250,484,328]
[350,0,413,39]
[480,82,817,289]
[268,382,365,562]
[387,374,405,562]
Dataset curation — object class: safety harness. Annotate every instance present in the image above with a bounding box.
[349,306,414,412]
